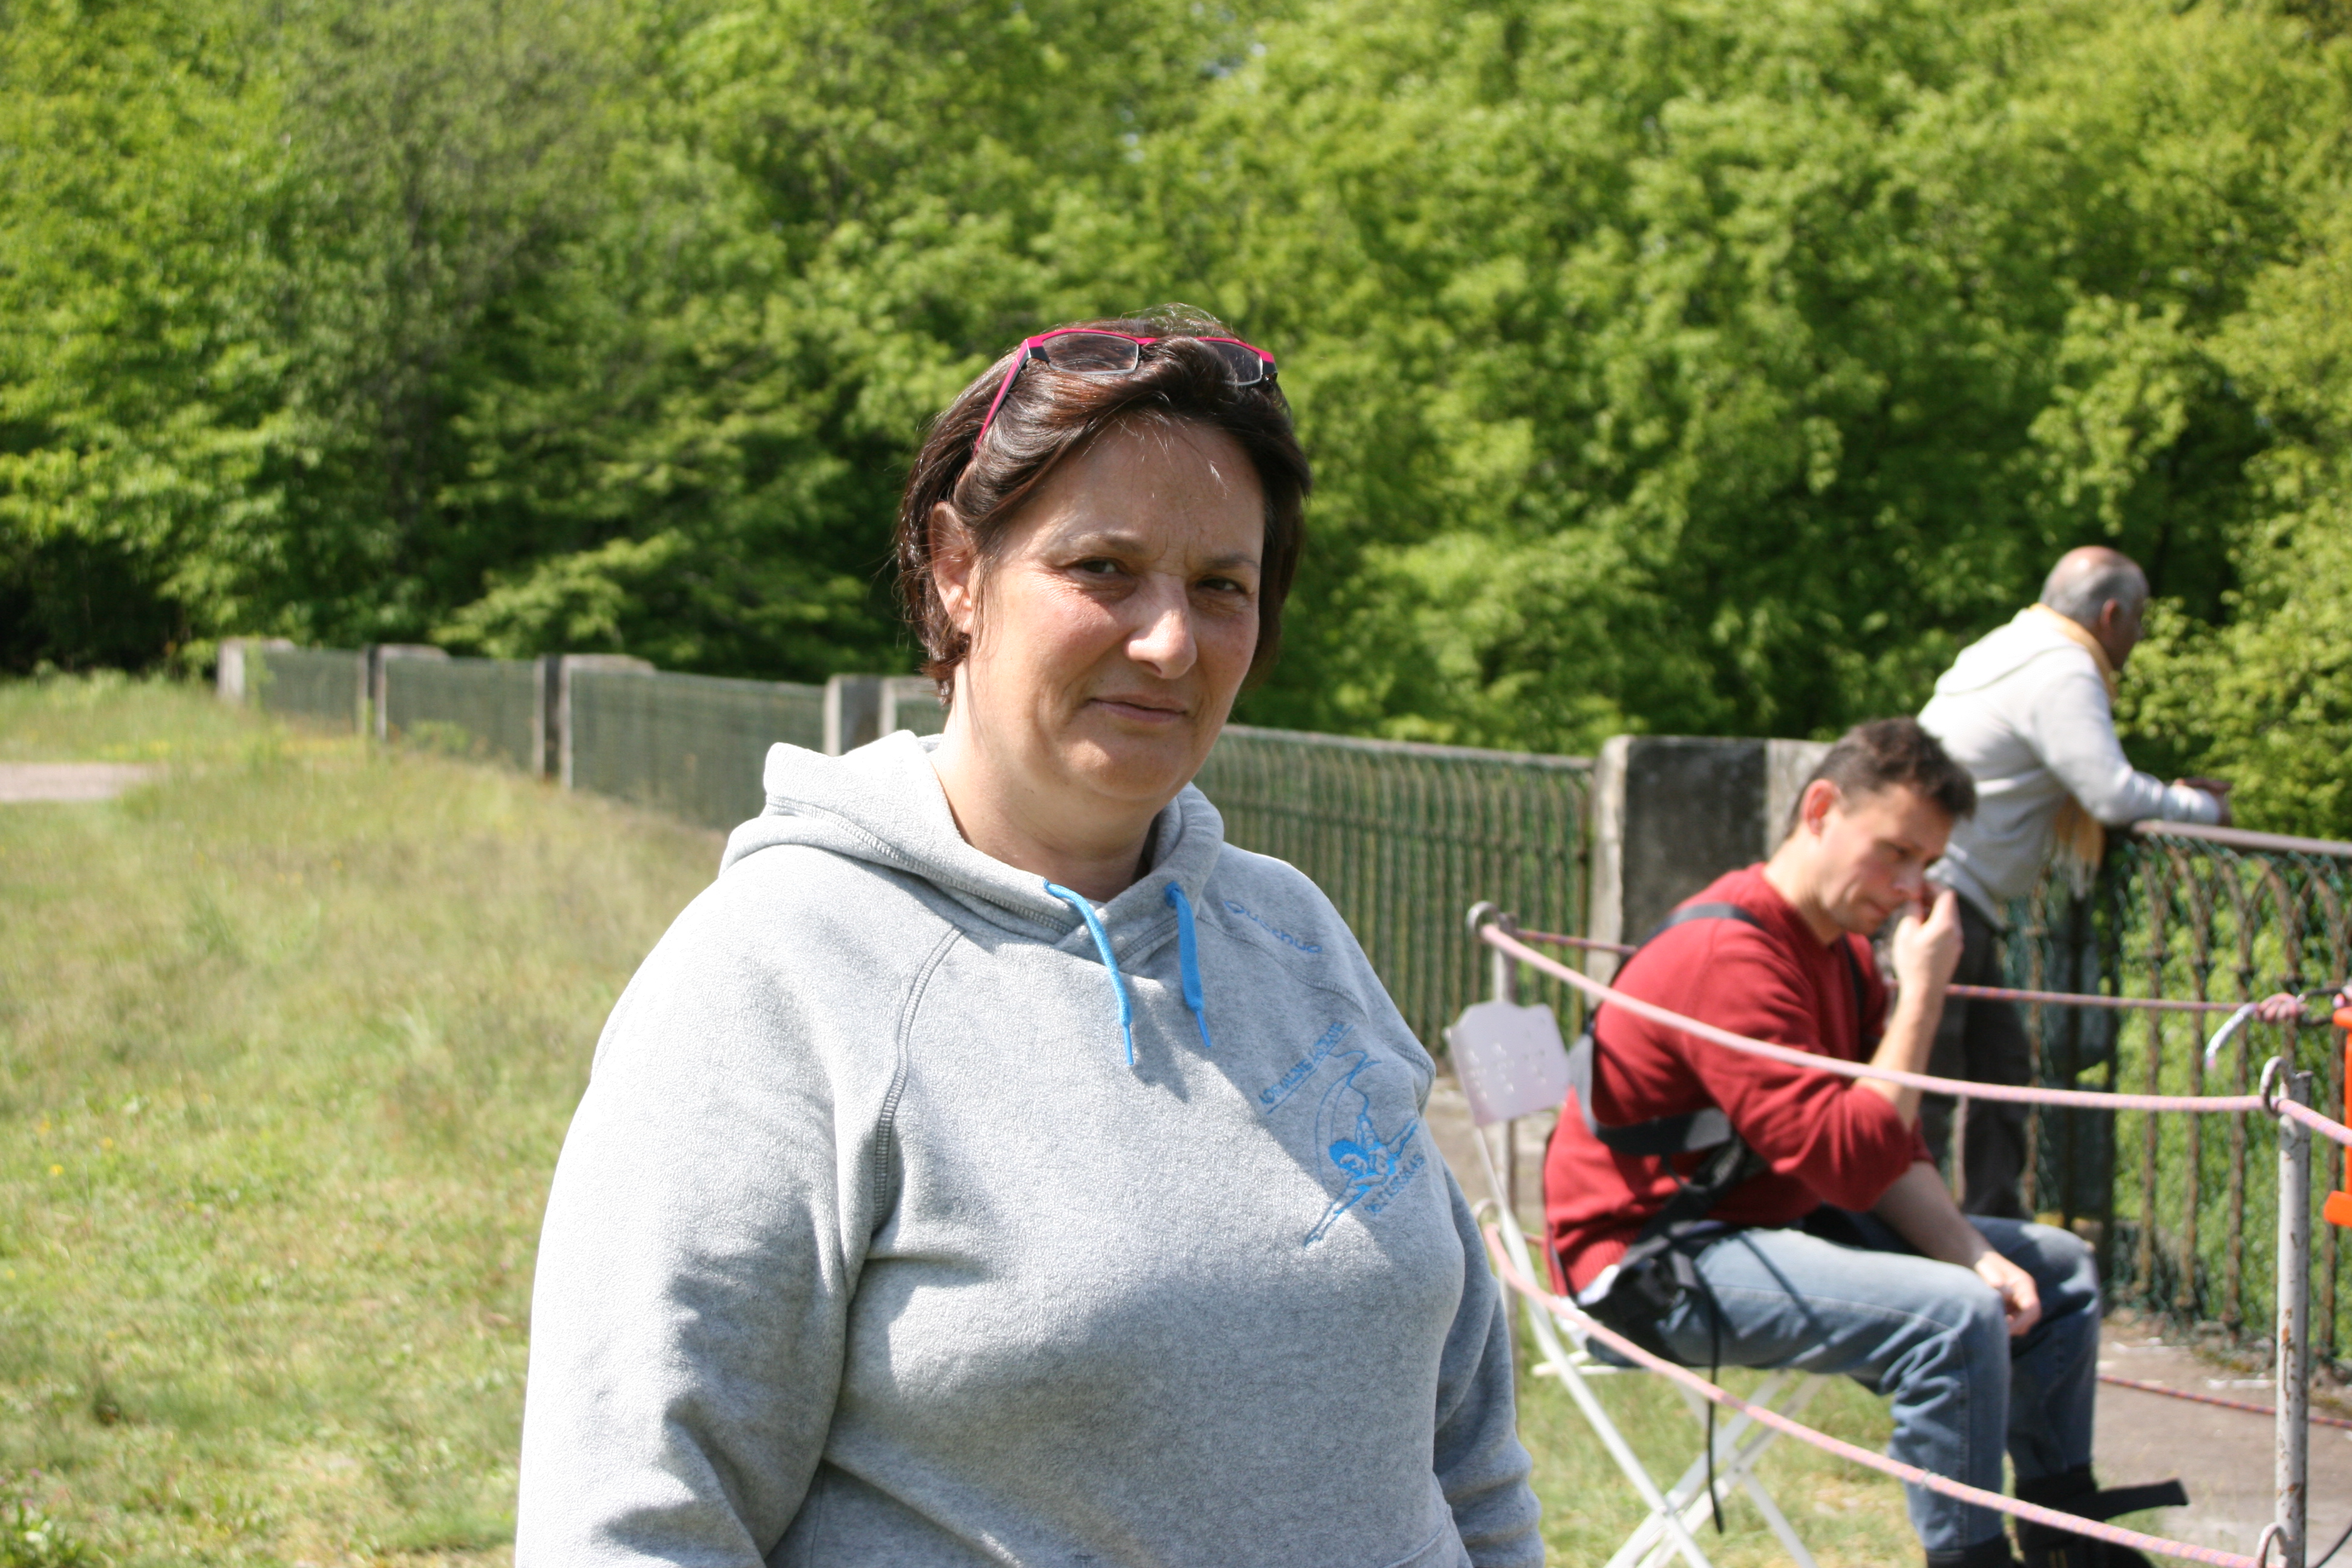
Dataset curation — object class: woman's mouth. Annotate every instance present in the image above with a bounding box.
[1091,696,1186,724]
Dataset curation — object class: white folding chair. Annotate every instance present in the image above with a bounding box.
[1447,995,1824,1568]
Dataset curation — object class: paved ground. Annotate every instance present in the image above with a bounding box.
[0,762,159,802]
[1422,1070,2352,1558]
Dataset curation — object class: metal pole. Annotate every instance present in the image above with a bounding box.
[2275,1064,2312,1568]
[1491,912,1521,1222]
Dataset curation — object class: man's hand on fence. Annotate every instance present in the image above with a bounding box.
[2252,987,2345,1024]
[2177,775,2234,826]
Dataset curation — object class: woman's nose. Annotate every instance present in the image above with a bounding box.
[1125,578,1197,675]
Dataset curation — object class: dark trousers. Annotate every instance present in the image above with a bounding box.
[1921,897,2034,1220]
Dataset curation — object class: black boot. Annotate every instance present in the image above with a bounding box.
[1927,1534,2022,1567]
[2013,1466,2190,1568]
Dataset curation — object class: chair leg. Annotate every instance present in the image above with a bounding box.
[1642,1370,1826,1567]
[1474,1149,1720,1568]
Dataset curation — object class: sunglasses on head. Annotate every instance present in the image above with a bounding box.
[972,328,1277,454]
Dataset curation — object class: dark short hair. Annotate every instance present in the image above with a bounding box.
[895,305,1312,691]
[1793,718,1976,832]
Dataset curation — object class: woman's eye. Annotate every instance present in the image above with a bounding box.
[1200,576,1251,597]
[1073,558,1122,577]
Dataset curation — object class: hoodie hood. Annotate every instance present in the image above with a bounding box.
[722,730,1224,973]
[1931,606,2099,699]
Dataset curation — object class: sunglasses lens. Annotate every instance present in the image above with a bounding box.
[1201,339,1270,385]
[1037,333,1143,374]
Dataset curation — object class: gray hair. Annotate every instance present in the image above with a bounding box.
[2039,551,2148,627]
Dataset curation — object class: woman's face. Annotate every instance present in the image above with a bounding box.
[936,416,1266,826]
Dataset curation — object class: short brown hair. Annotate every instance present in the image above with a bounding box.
[1793,718,1977,832]
[895,305,1312,690]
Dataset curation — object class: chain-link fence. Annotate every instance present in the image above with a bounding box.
[1195,725,1591,1046]
[384,656,541,772]
[882,677,946,738]
[250,647,365,731]
[2008,828,2352,1372]
[567,668,826,831]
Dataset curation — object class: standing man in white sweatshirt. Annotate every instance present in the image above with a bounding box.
[1917,547,2230,1217]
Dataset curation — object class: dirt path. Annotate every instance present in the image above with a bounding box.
[1421,1070,2351,1558]
[0,762,159,802]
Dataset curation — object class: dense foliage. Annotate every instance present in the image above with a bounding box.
[4,0,2349,825]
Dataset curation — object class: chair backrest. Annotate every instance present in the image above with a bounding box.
[1445,1000,1572,1128]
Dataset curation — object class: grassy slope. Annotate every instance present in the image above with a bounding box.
[0,678,716,1562]
[1,677,1928,1563]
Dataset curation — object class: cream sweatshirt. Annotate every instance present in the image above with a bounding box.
[1919,608,2221,922]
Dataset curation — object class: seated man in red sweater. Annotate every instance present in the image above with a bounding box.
[1547,719,2174,1568]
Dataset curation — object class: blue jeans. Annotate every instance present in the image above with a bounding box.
[1622,1211,2100,1553]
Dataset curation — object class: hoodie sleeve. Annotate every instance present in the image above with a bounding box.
[515,876,903,1566]
[1431,1169,1546,1567]
[2022,659,2221,826]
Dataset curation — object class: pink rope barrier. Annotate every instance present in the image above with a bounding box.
[1480,1227,2259,1568]
[1511,929,2307,1018]
[1482,926,2270,1113]
[2280,1096,2352,1151]
[2096,1373,2352,1434]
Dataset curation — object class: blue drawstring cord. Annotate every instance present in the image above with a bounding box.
[1165,882,1215,1054]
[1042,879,1217,1067]
[1045,881,1135,1068]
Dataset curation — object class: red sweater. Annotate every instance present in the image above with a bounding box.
[1543,865,1930,1293]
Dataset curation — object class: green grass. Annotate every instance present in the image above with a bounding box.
[0,675,1955,1563]
[1515,1325,1923,1565]
[0,678,716,1563]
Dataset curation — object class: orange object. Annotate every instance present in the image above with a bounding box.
[2330,1007,2352,1229]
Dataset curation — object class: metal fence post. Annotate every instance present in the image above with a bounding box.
[2275,1061,2313,1568]
[1489,910,1523,1220]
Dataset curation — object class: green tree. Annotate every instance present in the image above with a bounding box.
[2122,206,2352,836]
[0,0,290,667]
[1152,0,2343,753]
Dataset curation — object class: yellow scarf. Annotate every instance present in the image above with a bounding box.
[2025,604,2120,889]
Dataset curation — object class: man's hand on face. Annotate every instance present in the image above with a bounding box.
[1972,1247,2043,1338]
[1891,886,1964,996]
[2177,776,2233,827]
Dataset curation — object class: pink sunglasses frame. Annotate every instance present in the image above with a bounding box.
[971,327,1277,454]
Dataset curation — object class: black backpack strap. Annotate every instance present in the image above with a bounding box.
[1570,902,1769,1155]
[1836,936,1878,1052]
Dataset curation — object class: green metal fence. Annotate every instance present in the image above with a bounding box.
[384,656,540,772]
[1195,725,1591,1047]
[568,668,826,831]
[2008,826,2352,1372]
[882,677,946,739]
[250,646,365,731]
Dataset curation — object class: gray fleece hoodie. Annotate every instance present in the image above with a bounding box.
[517,732,1540,1567]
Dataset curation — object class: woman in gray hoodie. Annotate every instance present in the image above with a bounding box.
[517,308,1543,1567]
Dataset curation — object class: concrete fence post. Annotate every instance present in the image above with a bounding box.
[215,638,293,707]
[534,655,559,780]
[217,639,247,704]
[553,654,655,790]
[367,644,449,742]
[823,675,884,757]
[1584,735,1831,979]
